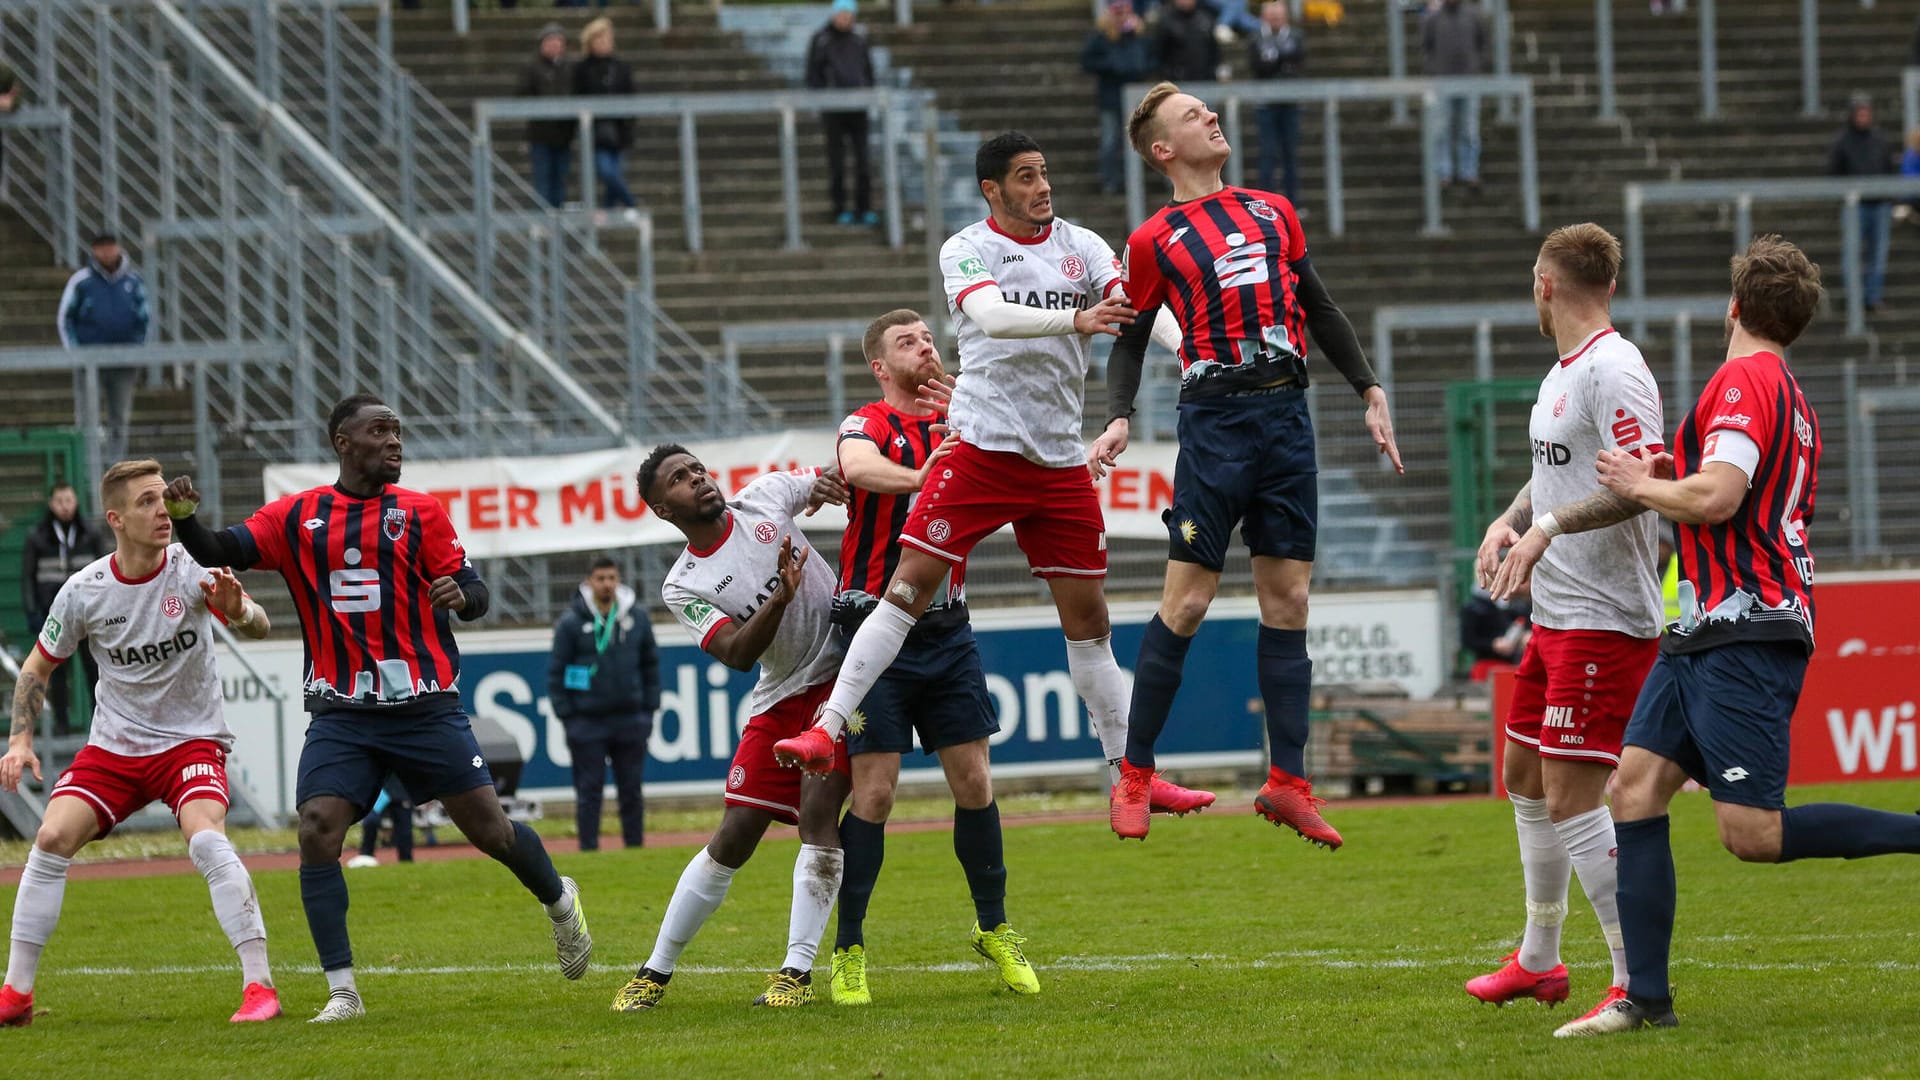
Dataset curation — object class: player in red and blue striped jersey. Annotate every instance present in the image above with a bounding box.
[1562,236,1920,1037]
[1090,81,1402,846]
[163,394,590,1022]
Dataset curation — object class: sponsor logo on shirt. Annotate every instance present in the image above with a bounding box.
[1711,412,1752,428]
[180,762,222,784]
[682,599,715,624]
[957,256,989,279]
[41,615,62,644]
[1610,410,1645,448]
[1530,439,1573,466]
[1001,253,1024,264]
[107,628,200,666]
[303,517,325,532]
[383,507,408,542]
[1002,289,1090,311]
[1724,386,1742,404]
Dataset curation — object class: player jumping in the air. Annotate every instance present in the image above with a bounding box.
[775,131,1215,822]
[163,394,590,1022]
[1093,82,1401,845]
[1,459,280,1026]
[1469,224,1665,1021]
[611,449,853,1012]
[1559,236,1920,1036]
[827,310,1038,1003]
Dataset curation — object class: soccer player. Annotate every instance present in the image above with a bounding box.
[160,394,591,1023]
[826,310,1037,1004]
[1466,224,1665,1019]
[611,447,853,1011]
[773,131,1216,822]
[1093,82,1401,845]
[1559,235,1920,1036]
[0,459,280,1026]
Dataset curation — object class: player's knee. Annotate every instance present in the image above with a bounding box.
[852,781,895,823]
[950,769,993,810]
[1162,590,1212,635]
[1258,582,1309,628]
[32,819,88,858]
[1717,818,1783,863]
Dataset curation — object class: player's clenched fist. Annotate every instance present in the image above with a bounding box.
[163,475,201,519]
[805,467,849,516]
[429,575,468,611]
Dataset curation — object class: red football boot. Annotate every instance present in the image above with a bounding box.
[772,726,837,774]
[1253,767,1344,849]
[1464,951,1572,1006]
[230,982,283,1023]
[0,984,32,1027]
[1109,761,1153,840]
[1148,774,1216,816]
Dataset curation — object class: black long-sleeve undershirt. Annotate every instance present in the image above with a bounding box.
[1106,255,1380,423]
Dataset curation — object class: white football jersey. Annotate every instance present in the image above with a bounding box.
[35,546,236,756]
[940,217,1123,468]
[1527,327,1666,638]
[661,471,844,717]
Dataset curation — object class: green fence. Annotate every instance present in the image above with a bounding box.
[0,428,92,722]
[1445,379,1542,587]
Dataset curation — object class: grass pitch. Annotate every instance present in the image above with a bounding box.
[6,781,1919,1078]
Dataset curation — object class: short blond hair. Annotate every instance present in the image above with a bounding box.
[1538,223,1621,293]
[863,309,926,362]
[581,16,613,52]
[100,459,162,511]
[1730,234,1822,347]
[1127,81,1184,176]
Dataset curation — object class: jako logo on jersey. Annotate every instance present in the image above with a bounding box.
[927,519,952,544]
[1001,253,1024,264]
[754,521,777,544]
[1611,410,1644,447]
[1060,254,1086,281]
[383,507,408,542]
[728,765,746,789]
[1530,439,1572,466]
[1552,393,1568,418]
[163,595,185,619]
[1724,386,1742,404]
[303,518,325,532]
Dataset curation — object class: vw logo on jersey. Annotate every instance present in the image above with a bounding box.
[1552,393,1568,418]
[1060,254,1086,281]
[1725,386,1742,404]
[754,521,777,544]
[163,595,185,619]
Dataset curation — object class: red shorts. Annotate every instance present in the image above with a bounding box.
[50,739,232,837]
[726,681,849,825]
[900,441,1106,579]
[1505,626,1660,766]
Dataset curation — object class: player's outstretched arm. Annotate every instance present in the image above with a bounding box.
[1489,486,1648,601]
[841,437,952,495]
[1476,481,1531,588]
[958,287,1135,341]
[1293,258,1403,473]
[0,650,53,791]
[164,474,249,568]
[701,537,807,672]
[1597,449,1743,526]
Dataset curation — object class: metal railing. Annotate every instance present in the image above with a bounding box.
[1384,0,1514,125]
[1123,75,1540,238]
[0,105,76,262]
[1623,177,1920,339]
[1904,66,1917,146]
[1843,362,1920,561]
[474,87,935,254]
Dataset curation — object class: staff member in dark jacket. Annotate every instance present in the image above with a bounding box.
[518,23,576,208]
[806,0,878,226]
[1081,0,1156,195]
[573,17,638,211]
[1248,1,1305,204]
[1829,94,1899,313]
[1154,0,1221,84]
[547,556,659,849]
[20,483,106,734]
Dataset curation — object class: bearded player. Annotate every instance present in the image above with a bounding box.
[1,459,280,1026]
[1469,223,1665,1023]
[1093,83,1401,845]
[774,131,1214,823]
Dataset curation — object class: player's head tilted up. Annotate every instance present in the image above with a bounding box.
[862,308,945,397]
[1127,81,1229,188]
[637,442,724,530]
[1726,234,1822,351]
[1533,222,1621,339]
[974,131,1053,235]
[100,458,173,556]
[327,392,404,492]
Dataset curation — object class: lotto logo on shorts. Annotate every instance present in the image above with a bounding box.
[728,765,746,790]
[754,522,777,544]
[926,519,952,544]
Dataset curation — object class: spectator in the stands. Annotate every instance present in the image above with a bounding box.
[21,483,105,736]
[1897,128,1920,226]
[1459,588,1531,670]
[1828,93,1898,313]
[1249,1,1305,205]
[807,0,878,227]
[519,23,576,209]
[57,233,149,467]
[1082,0,1156,195]
[574,17,638,213]
[1155,0,1222,83]
[1421,0,1488,194]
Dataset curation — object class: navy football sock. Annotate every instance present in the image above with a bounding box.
[299,861,354,972]
[1614,815,1675,1002]
[1124,615,1193,769]
[834,812,885,951]
[498,821,565,906]
[1778,803,1920,861]
[1257,626,1312,777]
[954,802,1008,929]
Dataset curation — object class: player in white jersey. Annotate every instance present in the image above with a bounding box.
[0,460,279,1026]
[611,447,852,1012]
[773,132,1215,820]
[1468,225,1666,1025]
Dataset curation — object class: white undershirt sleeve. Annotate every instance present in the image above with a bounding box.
[1701,429,1761,485]
[1149,308,1183,354]
[959,287,1078,339]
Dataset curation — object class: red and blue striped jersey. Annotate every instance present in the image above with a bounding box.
[836,400,966,610]
[1122,186,1311,395]
[230,484,475,710]
[1667,351,1820,655]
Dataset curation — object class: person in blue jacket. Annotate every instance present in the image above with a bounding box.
[1081,0,1157,194]
[548,555,660,849]
[56,233,150,466]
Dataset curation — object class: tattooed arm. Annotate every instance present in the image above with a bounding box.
[1,650,53,791]
[1474,481,1533,589]
[1488,486,1652,601]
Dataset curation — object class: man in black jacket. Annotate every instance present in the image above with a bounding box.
[1829,94,1898,312]
[1155,0,1221,84]
[518,23,575,208]
[548,556,660,850]
[1248,1,1305,203]
[19,483,105,734]
[807,0,878,226]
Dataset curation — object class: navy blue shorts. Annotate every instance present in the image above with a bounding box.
[296,703,496,812]
[1169,386,1318,571]
[848,622,999,757]
[1623,641,1809,810]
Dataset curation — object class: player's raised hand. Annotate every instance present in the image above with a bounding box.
[1363,387,1404,475]
[915,373,957,416]
[1073,296,1137,337]
[1476,519,1522,590]
[1489,527,1549,602]
[200,567,248,622]
[774,536,809,602]
[1087,417,1129,481]
[0,742,40,791]
[914,437,958,488]
[1596,447,1651,499]
[805,466,849,516]
[163,475,202,519]
[429,575,468,611]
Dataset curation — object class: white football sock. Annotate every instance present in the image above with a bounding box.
[1066,635,1130,784]
[781,844,844,974]
[5,846,70,993]
[1557,805,1627,988]
[816,603,918,740]
[1512,793,1570,973]
[189,830,272,988]
[325,967,357,996]
[645,847,738,974]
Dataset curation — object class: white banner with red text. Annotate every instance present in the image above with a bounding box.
[262,433,1185,557]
